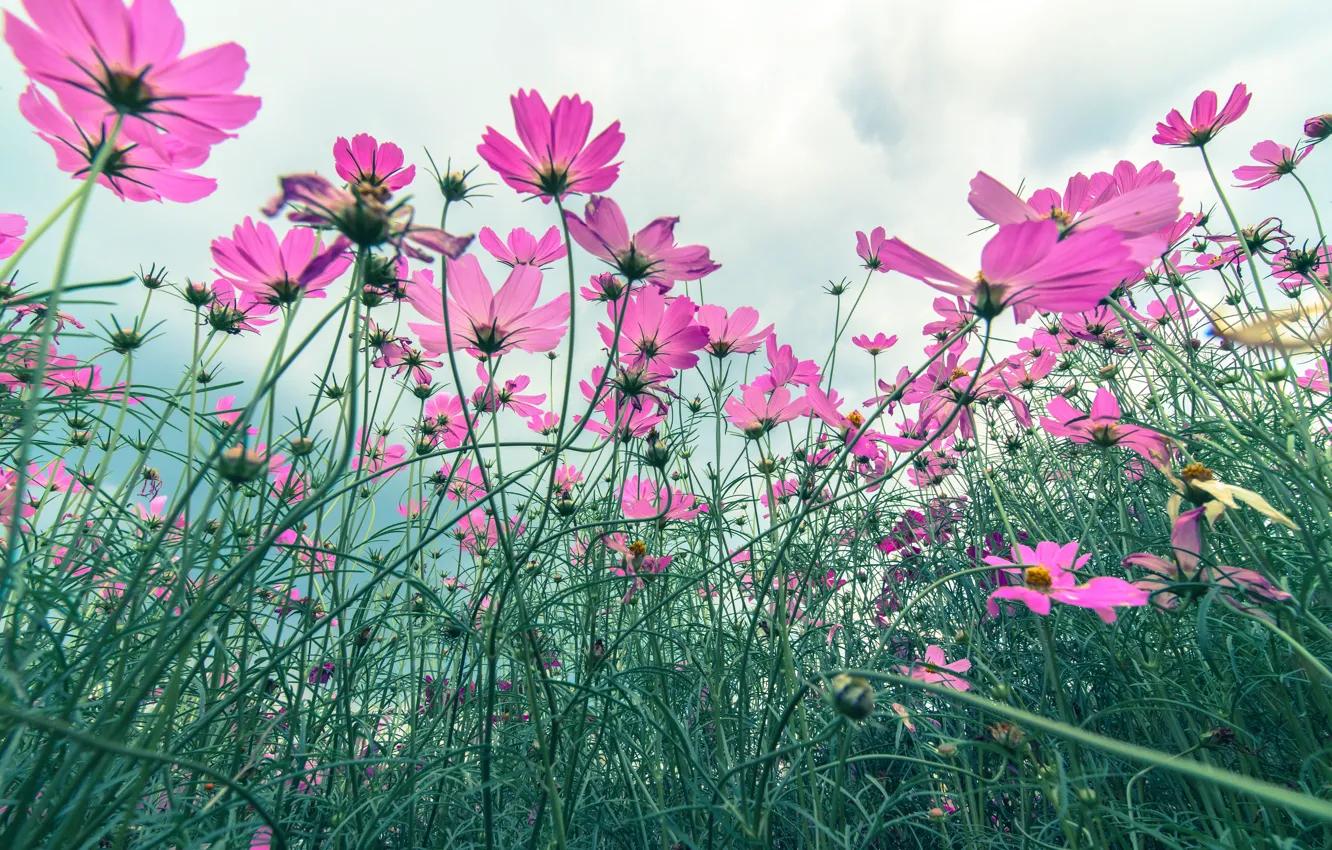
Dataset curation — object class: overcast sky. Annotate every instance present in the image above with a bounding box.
[2,0,1330,401]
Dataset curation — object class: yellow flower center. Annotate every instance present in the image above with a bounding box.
[1024,566,1053,589]
[1049,208,1074,226]
[948,368,969,383]
[1181,462,1214,482]
[628,540,648,558]
[846,410,865,428]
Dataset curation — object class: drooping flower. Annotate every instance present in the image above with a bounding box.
[1040,388,1170,463]
[211,217,351,309]
[333,133,414,195]
[724,384,808,438]
[1232,141,1310,190]
[478,226,566,268]
[1124,507,1291,618]
[1152,83,1251,147]
[985,540,1148,623]
[897,645,971,691]
[20,84,217,203]
[600,288,708,373]
[406,256,568,357]
[852,332,897,355]
[477,89,623,202]
[565,195,719,292]
[4,0,261,147]
[1163,462,1298,529]
[262,173,472,260]
[696,304,772,357]
[0,213,27,260]
[879,219,1140,322]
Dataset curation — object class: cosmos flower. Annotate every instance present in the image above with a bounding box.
[852,332,897,355]
[1040,388,1170,463]
[600,288,708,373]
[211,217,351,309]
[724,384,808,438]
[565,195,719,292]
[696,304,772,357]
[985,540,1148,623]
[477,89,623,202]
[896,645,971,691]
[333,133,415,194]
[1152,83,1250,147]
[0,213,27,259]
[1232,141,1310,190]
[478,226,566,268]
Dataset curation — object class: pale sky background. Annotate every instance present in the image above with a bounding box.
[2,0,1331,406]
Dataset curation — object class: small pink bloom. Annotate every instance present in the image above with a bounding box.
[852,332,897,355]
[749,333,821,392]
[4,0,261,147]
[600,288,708,373]
[477,89,623,202]
[1232,140,1310,190]
[0,213,27,260]
[897,645,971,691]
[423,392,469,448]
[1040,388,1170,463]
[478,226,566,268]
[724,384,808,438]
[565,195,718,292]
[1152,83,1251,147]
[621,475,704,522]
[986,541,1148,623]
[470,364,545,418]
[211,217,351,310]
[696,304,773,357]
[407,256,568,357]
[334,133,414,193]
[856,226,890,271]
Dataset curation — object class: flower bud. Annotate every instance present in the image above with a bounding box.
[1305,114,1332,141]
[216,446,267,484]
[756,456,778,474]
[829,673,875,720]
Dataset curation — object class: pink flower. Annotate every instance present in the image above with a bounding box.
[696,304,772,357]
[852,332,897,355]
[565,195,719,291]
[1232,140,1310,190]
[352,431,406,478]
[477,89,623,202]
[969,168,1181,266]
[0,213,27,260]
[581,272,627,303]
[19,84,216,203]
[724,384,808,438]
[478,226,566,268]
[621,475,704,522]
[1124,507,1292,616]
[334,133,414,194]
[406,256,568,357]
[985,541,1148,623]
[422,392,469,448]
[1040,388,1170,463]
[211,217,351,310]
[470,364,545,417]
[528,411,560,436]
[600,288,708,373]
[749,333,821,392]
[4,0,261,147]
[880,218,1140,322]
[897,645,971,691]
[1305,114,1332,142]
[438,457,487,502]
[554,464,582,492]
[262,173,472,260]
[250,826,272,850]
[1152,83,1250,147]
[856,226,890,271]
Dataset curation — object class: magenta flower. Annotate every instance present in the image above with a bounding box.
[724,384,808,438]
[406,256,568,357]
[334,133,414,195]
[478,226,566,269]
[985,540,1148,623]
[1040,388,1170,463]
[852,332,897,355]
[696,304,773,357]
[1124,507,1291,618]
[879,219,1140,322]
[621,475,704,522]
[749,333,821,392]
[0,214,26,260]
[856,226,890,271]
[352,431,407,479]
[969,168,1181,266]
[262,173,472,260]
[565,195,719,291]
[1232,140,1310,190]
[599,288,708,373]
[470,364,546,418]
[422,392,469,449]
[4,0,261,147]
[211,217,351,309]
[897,645,971,691]
[20,84,216,203]
[1152,83,1251,147]
[1305,114,1332,142]
[477,89,623,202]
[580,272,628,303]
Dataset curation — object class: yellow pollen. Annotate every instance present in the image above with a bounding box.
[846,410,865,427]
[1049,208,1074,226]
[948,368,969,382]
[628,540,648,558]
[1181,462,1214,482]
[1024,566,1053,589]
